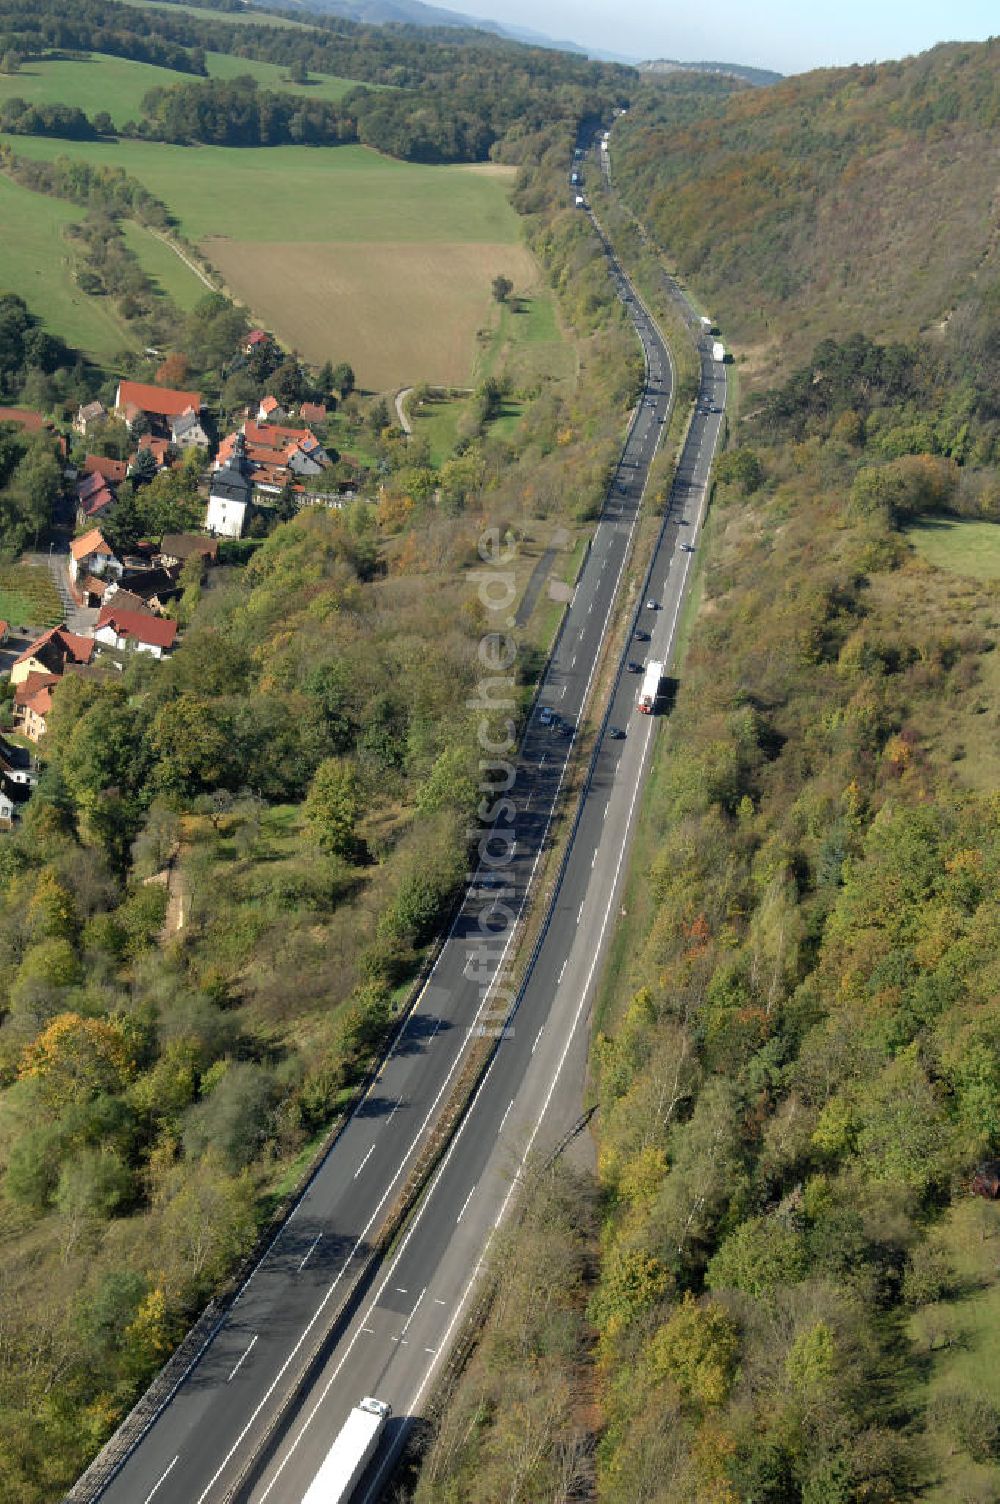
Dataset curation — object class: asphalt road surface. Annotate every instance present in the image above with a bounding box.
[86,127,725,1504]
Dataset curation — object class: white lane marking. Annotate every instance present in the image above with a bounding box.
[143,1457,179,1504]
[604,800,611,820]
[298,1234,322,1272]
[434,1297,447,1306]
[400,1287,426,1337]
[570,652,577,667]
[591,850,598,868]
[227,1334,258,1383]
[539,754,546,767]
[387,1098,400,1123]
[557,684,566,698]
[456,1186,476,1223]
[498,1098,514,1134]
[425,1346,437,1354]
[558,959,567,983]
[353,1144,376,1180]
[396,1287,408,1295]
[577,901,585,923]
[532,1027,543,1055]
[362,1326,375,1334]
[256,276,671,1504]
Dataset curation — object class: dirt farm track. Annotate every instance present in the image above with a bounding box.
[204,238,539,390]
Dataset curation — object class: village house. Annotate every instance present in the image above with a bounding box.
[244,329,271,356]
[13,673,57,742]
[0,407,46,435]
[0,773,31,827]
[170,408,210,450]
[205,433,253,538]
[158,534,219,571]
[0,620,8,645]
[0,731,38,825]
[94,605,178,659]
[0,734,36,790]
[73,400,107,436]
[10,624,94,686]
[114,380,203,438]
[75,470,116,527]
[128,437,175,476]
[105,566,180,613]
[69,528,122,585]
[257,395,286,424]
[299,402,327,425]
[82,454,128,486]
[214,420,330,499]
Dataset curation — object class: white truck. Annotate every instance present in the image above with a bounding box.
[575,194,586,207]
[301,1397,391,1504]
[712,340,726,363]
[699,315,712,331]
[637,659,663,714]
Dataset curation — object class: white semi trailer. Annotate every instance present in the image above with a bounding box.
[300,1397,391,1504]
[637,659,664,714]
[712,340,726,363]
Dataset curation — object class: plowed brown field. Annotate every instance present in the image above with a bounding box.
[203,238,539,390]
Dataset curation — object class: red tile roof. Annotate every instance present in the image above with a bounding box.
[300,403,327,423]
[116,381,202,419]
[14,670,59,706]
[13,626,94,671]
[80,489,115,520]
[244,420,315,449]
[83,453,127,484]
[97,606,178,651]
[0,407,47,431]
[71,528,114,561]
[247,329,269,346]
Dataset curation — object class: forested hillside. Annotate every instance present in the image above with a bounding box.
[410,42,1000,1504]
[613,43,1000,379]
[0,0,633,159]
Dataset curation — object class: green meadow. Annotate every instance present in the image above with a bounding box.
[0,50,373,131]
[907,515,1000,581]
[0,173,130,359]
[120,221,207,310]
[2,137,522,245]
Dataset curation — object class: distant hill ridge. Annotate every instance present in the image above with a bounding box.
[255,0,589,53]
[639,57,782,86]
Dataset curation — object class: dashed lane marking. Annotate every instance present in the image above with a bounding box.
[227,1334,258,1384]
[298,1234,322,1272]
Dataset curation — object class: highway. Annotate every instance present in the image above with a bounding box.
[81,127,726,1504]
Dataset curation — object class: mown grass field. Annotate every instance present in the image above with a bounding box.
[907,515,1000,580]
[0,173,130,360]
[0,564,62,629]
[0,51,371,130]
[3,139,521,244]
